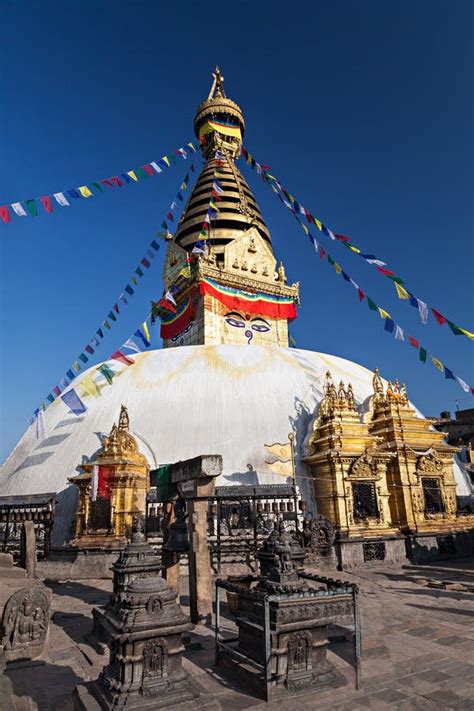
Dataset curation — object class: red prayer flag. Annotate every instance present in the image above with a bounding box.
[0,206,11,223]
[141,257,151,268]
[319,248,326,260]
[167,212,174,221]
[376,267,395,276]
[358,288,365,302]
[408,336,420,348]
[432,309,447,326]
[110,176,122,188]
[143,164,154,177]
[101,179,115,189]
[53,386,61,397]
[40,196,53,213]
[113,303,119,314]
[111,350,135,366]
[305,209,312,225]
[335,234,350,242]
[98,465,115,498]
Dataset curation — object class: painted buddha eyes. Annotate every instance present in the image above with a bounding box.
[224,312,271,333]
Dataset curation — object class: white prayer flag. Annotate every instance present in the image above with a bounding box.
[327,229,336,240]
[455,376,470,393]
[150,161,162,174]
[53,192,70,207]
[165,290,177,306]
[11,202,27,216]
[122,338,141,353]
[35,410,46,441]
[394,325,405,341]
[417,299,428,325]
[91,465,99,502]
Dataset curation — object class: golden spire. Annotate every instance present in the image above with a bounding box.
[207,66,226,99]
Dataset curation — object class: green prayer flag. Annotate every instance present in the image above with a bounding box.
[387,275,405,285]
[419,347,427,363]
[79,353,88,364]
[25,199,38,217]
[47,393,55,403]
[131,277,138,286]
[91,182,103,192]
[103,320,111,330]
[150,464,177,501]
[367,297,378,311]
[98,363,115,385]
[446,320,463,336]
[327,255,335,266]
[135,266,144,278]
[108,311,117,322]
[137,167,148,180]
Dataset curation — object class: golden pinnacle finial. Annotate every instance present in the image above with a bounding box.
[208,65,226,100]
[118,404,130,431]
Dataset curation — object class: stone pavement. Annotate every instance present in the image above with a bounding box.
[1,558,473,710]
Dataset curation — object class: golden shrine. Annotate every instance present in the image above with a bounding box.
[70,405,149,548]
[304,369,474,565]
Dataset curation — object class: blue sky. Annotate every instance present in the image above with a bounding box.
[1,0,473,462]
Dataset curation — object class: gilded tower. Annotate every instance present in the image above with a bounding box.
[155,67,299,348]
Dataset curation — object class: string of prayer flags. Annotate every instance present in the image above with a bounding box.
[264,174,473,396]
[2,140,199,224]
[241,145,473,343]
[60,388,87,415]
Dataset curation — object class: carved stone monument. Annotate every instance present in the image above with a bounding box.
[77,520,213,709]
[1,588,49,662]
[216,521,358,702]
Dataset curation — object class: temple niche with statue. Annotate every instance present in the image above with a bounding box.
[0,67,472,577]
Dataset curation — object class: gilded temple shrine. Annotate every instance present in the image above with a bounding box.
[304,370,474,566]
[70,405,149,548]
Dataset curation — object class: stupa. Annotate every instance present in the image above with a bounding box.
[0,68,471,563]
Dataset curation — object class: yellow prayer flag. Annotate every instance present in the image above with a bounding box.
[178,266,192,279]
[142,321,150,342]
[78,186,93,198]
[162,156,171,167]
[80,374,101,398]
[127,170,138,182]
[395,282,409,299]
[432,357,444,372]
[348,245,361,254]
[334,263,342,274]
[314,218,322,231]
[460,328,474,340]
[301,224,309,235]
[198,120,242,141]
[378,308,391,319]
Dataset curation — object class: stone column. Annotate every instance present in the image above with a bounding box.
[20,521,36,579]
[162,501,181,596]
[187,499,213,624]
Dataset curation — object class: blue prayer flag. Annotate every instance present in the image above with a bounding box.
[134,328,150,348]
[67,189,81,199]
[384,318,395,333]
[61,388,87,415]
[125,285,134,296]
[66,369,75,381]
[444,367,455,380]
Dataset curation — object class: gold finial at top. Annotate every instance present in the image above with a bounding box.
[118,404,130,431]
[372,368,384,395]
[208,65,226,100]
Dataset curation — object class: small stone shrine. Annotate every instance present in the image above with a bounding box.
[216,521,358,702]
[76,518,211,710]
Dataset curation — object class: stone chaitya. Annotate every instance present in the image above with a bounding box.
[216,521,358,702]
[76,519,212,709]
[304,369,474,566]
[70,405,149,548]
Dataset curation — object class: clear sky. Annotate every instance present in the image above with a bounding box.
[0,0,473,463]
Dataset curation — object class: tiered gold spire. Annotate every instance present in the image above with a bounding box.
[174,67,272,256]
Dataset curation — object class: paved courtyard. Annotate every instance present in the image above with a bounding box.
[1,558,474,711]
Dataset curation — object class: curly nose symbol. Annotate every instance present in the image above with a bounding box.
[244,329,253,344]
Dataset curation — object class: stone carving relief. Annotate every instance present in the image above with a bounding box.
[287,631,312,674]
[416,453,444,474]
[301,515,335,560]
[2,588,49,660]
[142,638,168,680]
[349,454,377,479]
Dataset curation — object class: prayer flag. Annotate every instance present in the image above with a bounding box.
[319,247,326,259]
[111,350,134,366]
[135,266,144,278]
[59,378,69,389]
[108,310,117,322]
[150,161,162,174]
[80,374,101,398]
[146,248,155,260]
[35,410,47,440]
[91,182,103,192]
[335,234,350,243]
[417,299,428,324]
[72,361,82,373]
[39,196,53,213]
[142,321,150,342]
[367,298,378,311]
[432,309,447,326]
[136,167,148,180]
[125,285,134,296]
[119,293,127,305]
[162,156,171,167]
[192,240,207,255]
[151,239,160,251]
[113,303,119,314]
[0,206,11,223]
[91,337,100,348]
[432,357,444,372]
[165,290,177,306]
[78,186,93,198]
[54,193,69,207]
[97,327,104,338]
[141,257,151,268]
[53,386,61,397]
[143,164,155,176]
[419,348,427,363]
[78,353,88,364]
[101,179,114,189]
[131,277,138,286]
[358,288,365,302]
[67,189,81,199]
[167,212,174,221]
[376,266,395,276]
[61,388,87,415]
[123,338,141,353]
[394,325,404,341]
[446,320,463,336]
[25,199,38,217]
[47,394,55,403]
[91,465,98,502]
[379,308,391,320]
[66,369,75,381]
[127,170,138,182]
[444,367,455,380]
[134,326,150,348]
[12,202,28,216]
[85,344,95,355]
[111,176,122,188]
[455,376,470,393]
[121,173,132,183]
[408,336,419,348]
[459,328,474,340]
[97,363,115,385]
[395,283,409,299]
[384,318,395,333]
